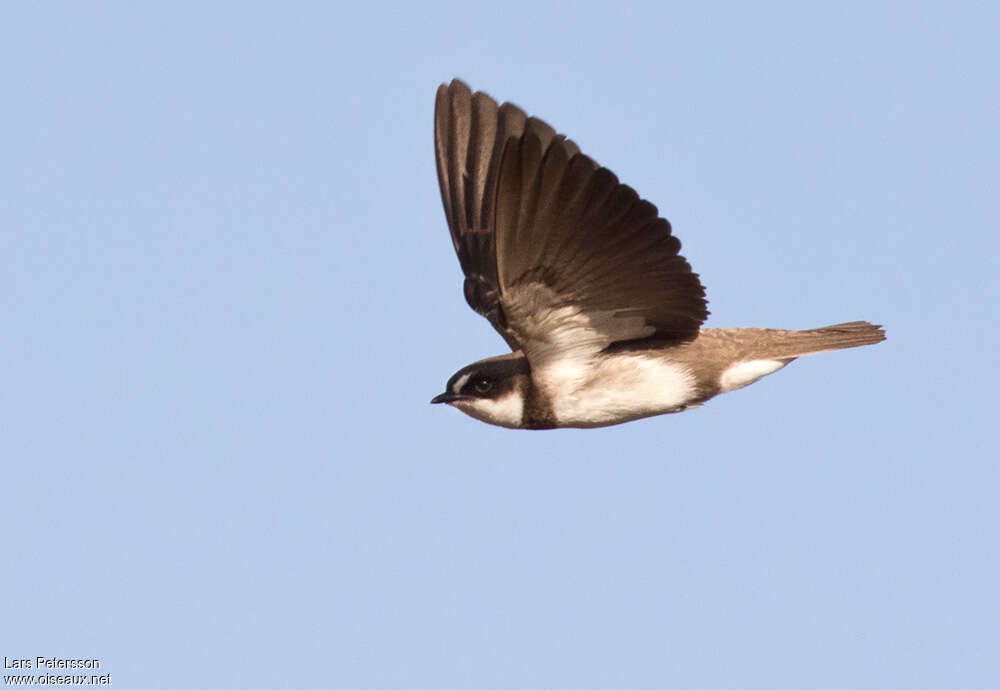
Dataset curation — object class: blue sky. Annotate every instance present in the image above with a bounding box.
[2,2,997,688]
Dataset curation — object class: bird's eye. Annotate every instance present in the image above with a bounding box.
[473,377,493,393]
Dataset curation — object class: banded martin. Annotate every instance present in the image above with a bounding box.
[431,79,885,429]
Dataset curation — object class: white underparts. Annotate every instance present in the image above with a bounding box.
[447,356,793,429]
[542,353,698,427]
[719,359,788,393]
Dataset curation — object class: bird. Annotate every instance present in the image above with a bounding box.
[430,79,884,429]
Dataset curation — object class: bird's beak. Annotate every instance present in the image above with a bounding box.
[430,392,463,404]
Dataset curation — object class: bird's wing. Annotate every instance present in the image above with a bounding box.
[434,79,578,350]
[494,132,708,369]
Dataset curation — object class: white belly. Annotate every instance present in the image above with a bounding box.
[540,353,698,428]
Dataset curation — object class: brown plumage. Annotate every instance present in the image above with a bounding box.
[667,322,886,401]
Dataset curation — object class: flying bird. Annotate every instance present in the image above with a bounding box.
[431,79,884,429]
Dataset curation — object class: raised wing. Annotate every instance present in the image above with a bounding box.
[434,79,578,350]
[494,132,708,366]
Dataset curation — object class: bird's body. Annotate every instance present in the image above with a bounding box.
[430,79,884,429]
[443,323,880,429]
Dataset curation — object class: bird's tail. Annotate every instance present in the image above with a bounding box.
[754,321,886,360]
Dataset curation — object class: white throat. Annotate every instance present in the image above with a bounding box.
[451,392,525,429]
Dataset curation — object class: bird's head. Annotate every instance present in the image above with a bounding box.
[431,353,530,429]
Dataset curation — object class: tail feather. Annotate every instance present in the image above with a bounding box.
[764,321,886,359]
